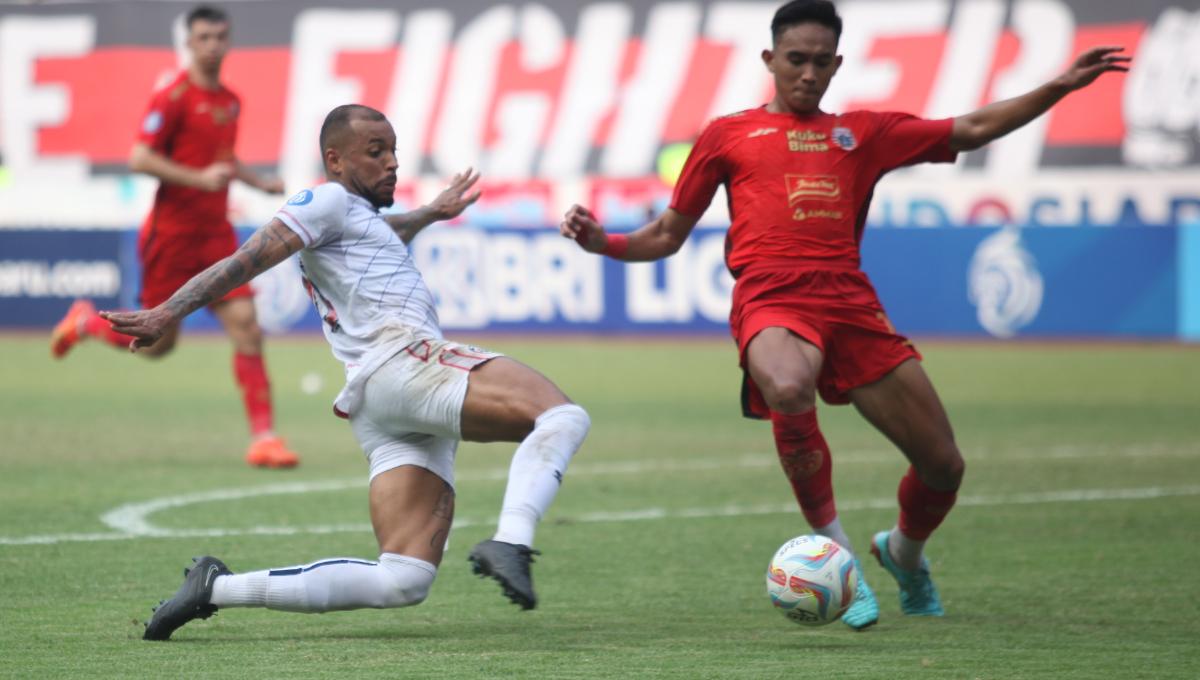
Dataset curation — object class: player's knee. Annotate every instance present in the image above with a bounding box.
[763,377,816,413]
[942,451,966,489]
[378,560,436,608]
[232,325,263,354]
[541,403,590,437]
[531,403,590,455]
[922,445,965,491]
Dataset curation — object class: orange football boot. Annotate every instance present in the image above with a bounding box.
[245,436,300,468]
[50,299,96,358]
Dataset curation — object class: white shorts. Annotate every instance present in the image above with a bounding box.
[349,337,502,487]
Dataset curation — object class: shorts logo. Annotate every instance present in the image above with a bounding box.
[831,127,857,150]
[287,190,314,206]
[142,110,163,134]
[785,175,840,203]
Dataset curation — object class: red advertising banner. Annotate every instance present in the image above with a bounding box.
[0,0,1197,228]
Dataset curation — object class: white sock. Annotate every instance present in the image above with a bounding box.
[493,404,590,547]
[813,518,856,559]
[888,526,925,571]
[210,553,436,612]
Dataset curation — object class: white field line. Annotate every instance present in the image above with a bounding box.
[95,442,1197,536]
[1,444,1195,546]
[2,483,1199,547]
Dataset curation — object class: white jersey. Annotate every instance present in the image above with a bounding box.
[274,182,441,416]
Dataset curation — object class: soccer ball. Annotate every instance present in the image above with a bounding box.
[766,534,858,626]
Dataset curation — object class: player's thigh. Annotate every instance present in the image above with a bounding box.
[848,359,963,486]
[368,464,454,565]
[744,327,824,410]
[460,357,571,443]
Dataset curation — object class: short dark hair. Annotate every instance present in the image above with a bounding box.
[771,0,842,44]
[319,104,387,154]
[186,5,229,30]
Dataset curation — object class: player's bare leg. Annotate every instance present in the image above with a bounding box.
[460,357,590,610]
[850,358,964,615]
[746,327,877,629]
[369,465,455,565]
[212,297,298,468]
[745,327,823,414]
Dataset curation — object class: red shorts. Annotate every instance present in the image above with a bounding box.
[138,221,253,309]
[730,264,920,418]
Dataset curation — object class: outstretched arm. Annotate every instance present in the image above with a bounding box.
[559,205,699,261]
[384,168,482,244]
[950,46,1130,152]
[101,219,303,349]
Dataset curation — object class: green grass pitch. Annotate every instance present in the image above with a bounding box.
[1,334,1198,678]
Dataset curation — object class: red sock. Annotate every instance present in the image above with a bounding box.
[234,352,274,437]
[897,466,958,540]
[771,410,836,527]
[83,311,136,349]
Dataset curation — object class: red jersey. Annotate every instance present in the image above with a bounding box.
[670,107,956,276]
[136,71,241,234]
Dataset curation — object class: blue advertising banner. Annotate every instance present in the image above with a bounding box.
[0,224,1184,340]
[863,227,1177,338]
[1180,221,1200,341]
[0,230,131,327]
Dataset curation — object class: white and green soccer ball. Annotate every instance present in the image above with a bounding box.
[766,534,858,626]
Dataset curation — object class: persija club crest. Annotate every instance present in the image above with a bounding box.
[831,127,857,150]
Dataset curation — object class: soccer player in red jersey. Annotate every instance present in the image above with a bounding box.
[561,0,1128,629]
[50,5,298,468]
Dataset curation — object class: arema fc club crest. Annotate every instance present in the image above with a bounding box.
[831,127,857,150]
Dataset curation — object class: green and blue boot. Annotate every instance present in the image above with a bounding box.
[870,530,944,616]
[841,559,879,630]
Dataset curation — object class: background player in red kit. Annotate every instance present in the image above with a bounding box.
[50,5,298,468]
[561,0,1128,629]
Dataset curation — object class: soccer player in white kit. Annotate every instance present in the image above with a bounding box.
[104,104,591,640]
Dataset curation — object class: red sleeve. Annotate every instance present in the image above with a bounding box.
[866,113,957,172]
[669,119,728,218]
[135,85,185,153]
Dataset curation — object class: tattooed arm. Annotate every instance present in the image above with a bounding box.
[384,168,481,244]
[101,219,303,350]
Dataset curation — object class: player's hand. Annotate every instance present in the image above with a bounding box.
[560,204,608,253]
[98,307,175,352]
[1057,46,1130,91]
[197,162,235,192]
[261,177,285,195]
[429,168,482,220]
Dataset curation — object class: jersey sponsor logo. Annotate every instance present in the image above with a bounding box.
[785,174,841,202]
[831,127,857,151]
[142,110,163,134]
[287,189,314,206]
[791,207,845,222]
[747,127,779,138]
[787,129,829,152]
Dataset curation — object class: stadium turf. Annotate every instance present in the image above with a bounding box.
[1,335,1197,678]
